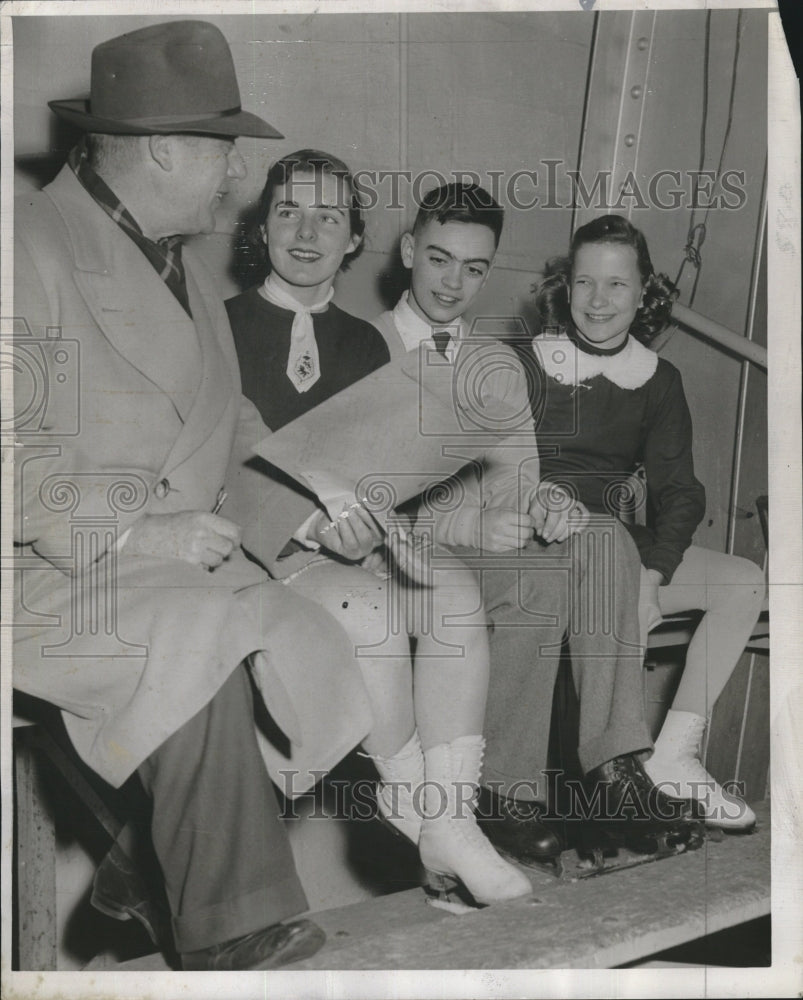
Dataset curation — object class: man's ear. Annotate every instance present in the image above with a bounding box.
[149,134,174,172]
[345,231,362,257]
[400,231,415,270]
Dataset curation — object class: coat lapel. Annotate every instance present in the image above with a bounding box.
[157,258,236,476]
[47,167,236,478]
[48,167,202,418]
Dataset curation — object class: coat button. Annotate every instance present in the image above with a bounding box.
[154,478,170,499]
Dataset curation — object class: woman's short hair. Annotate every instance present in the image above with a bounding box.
[534,214,677,343]
[248,149,366,273]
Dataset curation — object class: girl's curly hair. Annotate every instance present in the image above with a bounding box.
[534,214,677,344]
[241,149,366,278]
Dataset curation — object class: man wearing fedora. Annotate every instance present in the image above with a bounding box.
[13,20,382,971]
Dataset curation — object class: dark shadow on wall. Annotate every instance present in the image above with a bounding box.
[15,117,85,189]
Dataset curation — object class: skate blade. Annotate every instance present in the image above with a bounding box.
[558,825,711,880]
[559,846,682,880]
[493,847,564,880]
[423,870,484,914]
[425,895,479,915]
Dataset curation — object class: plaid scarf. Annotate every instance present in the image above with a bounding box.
[68,139,192,317]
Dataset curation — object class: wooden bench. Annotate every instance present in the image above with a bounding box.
[100,801,770,971]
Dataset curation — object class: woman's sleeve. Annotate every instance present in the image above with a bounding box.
[641,364,706,583]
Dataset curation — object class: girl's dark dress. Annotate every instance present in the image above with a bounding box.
[226,287,390,431]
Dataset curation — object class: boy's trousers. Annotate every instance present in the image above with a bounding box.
[448,516,652,801]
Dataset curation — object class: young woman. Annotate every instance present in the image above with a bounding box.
[531,214,765,831]
[226,150,531,909]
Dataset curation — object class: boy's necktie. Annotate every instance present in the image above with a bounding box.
[433,330,451,356]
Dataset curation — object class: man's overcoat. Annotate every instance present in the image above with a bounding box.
[13,165,372,788]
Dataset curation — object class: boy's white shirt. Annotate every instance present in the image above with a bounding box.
[390,290,464,359]
[379,292,542,549]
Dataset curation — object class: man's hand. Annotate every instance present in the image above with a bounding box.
[529,484,590,544]
[480,508,534,552]
[639,565,664,635]
[124,511,242,570]
[308,503,384,562]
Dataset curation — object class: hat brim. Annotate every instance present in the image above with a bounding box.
[49,99,283,140]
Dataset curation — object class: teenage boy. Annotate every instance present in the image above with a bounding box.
[373,183,695,867]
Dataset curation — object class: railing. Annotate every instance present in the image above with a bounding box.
[654,301,768,370]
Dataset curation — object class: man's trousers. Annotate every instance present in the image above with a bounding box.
[137,664,308,954]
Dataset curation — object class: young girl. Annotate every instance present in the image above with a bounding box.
[226,150,531,909]
[531,213,765,831]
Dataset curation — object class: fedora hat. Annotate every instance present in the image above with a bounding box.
[48,20,283,139]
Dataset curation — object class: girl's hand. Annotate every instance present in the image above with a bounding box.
[360,547,390,576]
[639,565,664,635]
[529,485,590,544]
[480,508,534,552]
[309,503,384,562]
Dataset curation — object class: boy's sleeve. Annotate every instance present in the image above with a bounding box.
[423,340,541,548]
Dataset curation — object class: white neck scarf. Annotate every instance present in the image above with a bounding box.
[261,274,334,393]
[391,291,464,360]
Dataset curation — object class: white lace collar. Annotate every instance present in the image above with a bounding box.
[533,331,658,391]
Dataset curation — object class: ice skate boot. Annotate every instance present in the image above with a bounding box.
[563,753,704,878]
[419,736,533,912]
[362,730,425,845]
[645,710,757,832]
[476,786,563,875]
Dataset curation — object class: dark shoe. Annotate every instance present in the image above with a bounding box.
[585,754,701,826]
[181,919,325,971]
[90,845,170,946]
[476,786,562,868]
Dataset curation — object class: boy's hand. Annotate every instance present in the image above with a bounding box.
[480,508,534,551]
[529,485,590,544]
[309,503,384,562]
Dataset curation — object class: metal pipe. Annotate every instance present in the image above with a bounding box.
[670,301,768,370]
[727,161,767,554]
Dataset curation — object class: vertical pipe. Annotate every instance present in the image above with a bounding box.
[733,653,756,786]
[571,11,600,235]
[726,157,768,554]
[398,12,409,242]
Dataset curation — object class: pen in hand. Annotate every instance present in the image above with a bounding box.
[211,489,228,516]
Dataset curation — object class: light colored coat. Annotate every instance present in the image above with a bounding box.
[13,165,371,788]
